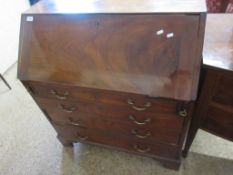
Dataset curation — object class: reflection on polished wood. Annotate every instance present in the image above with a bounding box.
[18,14,202,101]
[203,14,233,71]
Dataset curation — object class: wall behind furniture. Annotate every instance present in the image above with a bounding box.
[0,0,29,74]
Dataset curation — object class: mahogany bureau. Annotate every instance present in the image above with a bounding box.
[17,0,206,170]
[183,14,233,157]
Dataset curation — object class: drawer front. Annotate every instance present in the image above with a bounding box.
[212,75,233,107]
[35,97,184,130]
[202,106,233,141]
[24,81,183,114]
[35,97,184,144]
[19,14,200,101]
[53,124,179,159]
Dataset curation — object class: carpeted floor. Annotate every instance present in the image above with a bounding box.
[0,64,233,175]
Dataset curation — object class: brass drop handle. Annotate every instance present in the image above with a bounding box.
[132,129,151,139]
[134,145,151,153]
[127,99,151,111]
[68,117,80,126]
[50,89,69,100]
[76,133,88,140]
[60,104,76,113]
[129,115,151,125]
[178,109,188,117]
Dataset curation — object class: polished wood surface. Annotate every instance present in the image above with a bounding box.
[203,14,233,71]
[24,81,185,113]
[54,124,179,159]
[25,0,206,14]
[183,69,233,157]
[212,73,233,106]
[199,70,233,141]
[203,102,233,139]
[183,14,233,157]
[34,96,184,145]
[18,1,207,170]
[18,14,203,101]
[23,80,188,145]
[34,97,184,131]
[25,80,191,169]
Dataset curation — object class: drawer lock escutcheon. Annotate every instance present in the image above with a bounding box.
[178,109,188,117]
[127,99,151,111]
[129,115,151,125]
[50,89,69,100]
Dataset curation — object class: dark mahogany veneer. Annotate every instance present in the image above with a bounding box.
[17,0,206,170]
[183,14,233,157]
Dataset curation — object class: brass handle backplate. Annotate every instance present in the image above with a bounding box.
[50,89,69,100]
[60,104,76,113]
[129,115,151,125]
[127,99,151,111]
[134,145,150,153]
[76,133,88,140]
[68,117,80,126]
[132,129,151,139]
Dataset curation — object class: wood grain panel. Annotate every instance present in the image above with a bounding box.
[53,124,179,159]
[34,96,184,128]
[24,81,182,113]
[33,92,184,117]
[212,75,233,107]
[55,119,181,145]
[18,14,200,100]
[34,97,184,144]
[202,105,233,141]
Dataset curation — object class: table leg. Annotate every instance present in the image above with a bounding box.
[0,74,11,90]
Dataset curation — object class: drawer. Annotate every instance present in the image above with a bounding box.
[24,81,184,114]
[35,97,185,131]
[53,124,179,159]
[51,114,181,145]
[202,105,233,141]
[212,75,233,107]
[35,97,184,145]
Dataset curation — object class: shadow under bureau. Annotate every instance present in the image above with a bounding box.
[17,0,206,170]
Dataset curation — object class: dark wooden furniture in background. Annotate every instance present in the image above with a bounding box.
[206,0,230,12]
[17,0,206,170]
[183,14,233,157]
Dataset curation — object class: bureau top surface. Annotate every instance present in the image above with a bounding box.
[24,0,206,14]
[203,14,233,72]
